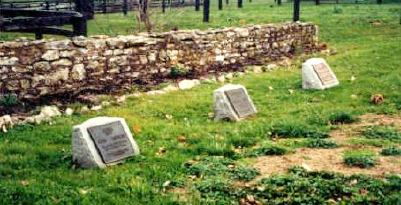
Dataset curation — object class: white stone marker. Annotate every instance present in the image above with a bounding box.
[213,84,257,121]
[302,58,339,90]
[72,117,140,168]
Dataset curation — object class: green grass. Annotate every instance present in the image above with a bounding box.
[1,1,401,204]
[343,151,377,168]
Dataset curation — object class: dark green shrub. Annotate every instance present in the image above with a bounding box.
[381,147,401,156]
[306,139,338,149]
[270,122,329,139]
[0,93,19,107]
[246,144,289,157]
[195,178,235,203]
[343,153,376,168]
[230,166,260,181]
[169,66,188,78]
[362,126,401,141]
[329,112,357,125]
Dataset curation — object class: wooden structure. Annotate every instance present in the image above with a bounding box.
[0,0,92,39]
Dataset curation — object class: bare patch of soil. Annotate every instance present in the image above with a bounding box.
[253,147,400,177]
[252,114,401,177]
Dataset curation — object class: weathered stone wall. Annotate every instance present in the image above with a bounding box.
[0,22,318,102]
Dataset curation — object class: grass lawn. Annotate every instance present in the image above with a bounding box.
[1,1,401,204]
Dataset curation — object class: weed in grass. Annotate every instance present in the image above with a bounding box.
[194,178,235,204]
[243,167,401,205]
[269,122,329,139]
[246,144,289,157]
[306,139,338,149]
[329,111,357,125]
[381,147,401,156]
[362,126,401,142]
[185,156,234,177]
[229,136,258,148]
[343,151,376,168]
[229,166,260,181]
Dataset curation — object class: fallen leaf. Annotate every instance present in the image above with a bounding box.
[132,124,142,134]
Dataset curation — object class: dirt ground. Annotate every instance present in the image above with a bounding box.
[252,114,401,177]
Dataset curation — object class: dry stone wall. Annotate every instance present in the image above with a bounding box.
[0,22,319,102]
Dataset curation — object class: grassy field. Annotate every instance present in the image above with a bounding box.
[1,1,401,204]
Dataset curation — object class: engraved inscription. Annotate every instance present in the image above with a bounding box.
[87,121,134,164]
[313,63,336,86]
[225,88,255,118]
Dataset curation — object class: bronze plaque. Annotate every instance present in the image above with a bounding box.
[313,63,336,86]
[225,88,255,118]
[87,121,134,164]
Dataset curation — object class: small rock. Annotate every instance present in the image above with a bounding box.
[0,115,13,132]
[165,114,173,120]
[252,66,263,73]
[268,86,274,91]
[116,95,126,103]
[217,75,225,83]
[40,106,61,118]
[65,108,74,116]
[225,73,234,80]
[351,94,358,99]
[80,106,89,113]
[351,76,356,81]
[146,90,166,95]
[101,101,111,107]
[266,64,278,70]
[288,89,294,94]
[178,79,200,90]
[162,84,179,92]
[91,105,102,111]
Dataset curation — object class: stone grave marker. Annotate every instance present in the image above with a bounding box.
[213,84,257,121]
[302,58,339,90]
[72,117,140,168]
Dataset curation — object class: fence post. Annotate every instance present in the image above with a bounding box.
[45,1,50,10]
[218,0,223,10]
[316,0,320,5]
[226,0,229,4]
[35,29,43,40]
[277,0,281,6]
[195,0,200,11]
[75,0,94,19]
[72,16,87,36]
[203,0,210,22]
[162,0,166,12]
[293,0,300,22]
[238,0,242,8]
[123,0,128,15]
[102,0,107,13]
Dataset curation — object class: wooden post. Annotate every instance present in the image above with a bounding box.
[35,29,43,40]
[72,16,87,36]
[123,0,128,15]
[315,0,320,5]
[203,0,210,22]
[277,0,281,6]
[218,0,223,10]
[162,0,166,12]
[102,0,107,13]
[75,0,94,19]
[238,0,242,8]
[226,0,229,4]
[293,0,300,22]
[195,0,200,11]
